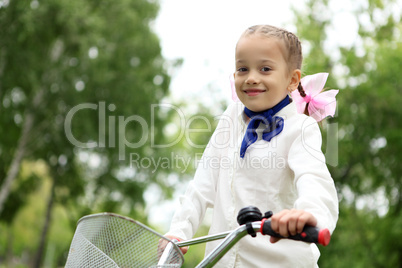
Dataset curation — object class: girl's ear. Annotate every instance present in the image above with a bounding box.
[288,69,301,92]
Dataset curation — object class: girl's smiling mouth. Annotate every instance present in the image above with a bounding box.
[243,88,267,96]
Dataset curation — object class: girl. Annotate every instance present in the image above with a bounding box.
[166,25,339,267]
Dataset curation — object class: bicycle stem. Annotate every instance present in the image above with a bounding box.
[194,222,262,268]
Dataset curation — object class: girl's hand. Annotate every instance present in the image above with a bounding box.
[269,209,317,243]
[160,235,188,255]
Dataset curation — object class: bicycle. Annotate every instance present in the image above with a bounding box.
[64,206,330,268]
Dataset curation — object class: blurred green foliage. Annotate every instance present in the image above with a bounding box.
[0,0,173,266]
[294,0,402,267]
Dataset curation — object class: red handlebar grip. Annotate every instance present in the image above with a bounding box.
[260,220,331,246]
[318,228,331,246]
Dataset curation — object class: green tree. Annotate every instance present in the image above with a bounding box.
[293,0,402,266]
[0,0,173,266]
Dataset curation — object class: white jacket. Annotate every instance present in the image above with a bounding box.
[167,101,339,268]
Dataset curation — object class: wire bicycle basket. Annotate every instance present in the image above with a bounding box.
[65,213,184,268]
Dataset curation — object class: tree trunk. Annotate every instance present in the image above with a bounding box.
[32,177,56,268]
[0,89,43,215]
[0,49,6,114]
[0,112,34,215]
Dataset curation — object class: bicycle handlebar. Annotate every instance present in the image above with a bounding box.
[193,220,330,268]
[179,207,332,267]
[177,221,330,249]
[260,219,331,246]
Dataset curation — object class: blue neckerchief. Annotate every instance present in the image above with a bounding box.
[240,95,290,158]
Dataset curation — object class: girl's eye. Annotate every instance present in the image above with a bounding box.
[237,67,248,72]
[261,67,271,72]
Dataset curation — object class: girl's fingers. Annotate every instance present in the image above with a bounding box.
[269,209,317,239]
[270,236,281,243]
[180,246,188,255]
[160,235,188,255]
[287,214,299,236]
[269,209,289,234]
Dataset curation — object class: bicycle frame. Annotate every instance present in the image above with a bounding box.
[182,222,262,268]
[156,222,261,268]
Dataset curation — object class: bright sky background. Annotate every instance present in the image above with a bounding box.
[152,0,396,107]
[154,0,297,107]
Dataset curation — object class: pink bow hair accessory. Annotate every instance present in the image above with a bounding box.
[230,73,240,102]
[291,73,339,122]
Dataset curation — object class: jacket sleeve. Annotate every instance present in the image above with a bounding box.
[166,105,234,240]
[288,116,339,233]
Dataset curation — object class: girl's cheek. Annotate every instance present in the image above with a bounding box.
[234,79,242,90]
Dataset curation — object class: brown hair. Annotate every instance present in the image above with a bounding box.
[240,25,308,114]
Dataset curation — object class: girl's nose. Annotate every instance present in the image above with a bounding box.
[245,71,260,84]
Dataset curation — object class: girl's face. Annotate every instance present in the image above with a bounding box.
[234,34,300,112]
